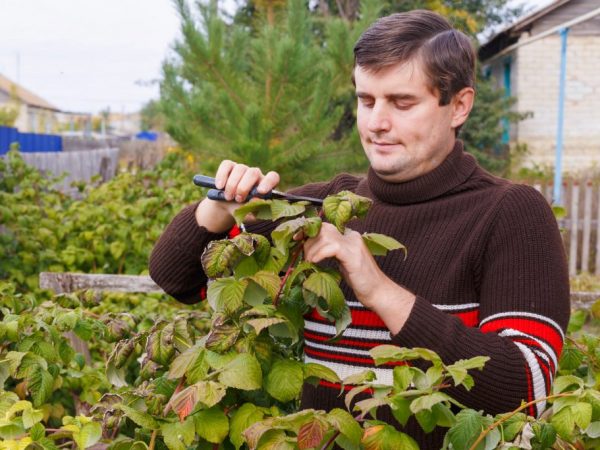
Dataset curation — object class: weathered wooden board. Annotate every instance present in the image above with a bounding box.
[39,272,164,294]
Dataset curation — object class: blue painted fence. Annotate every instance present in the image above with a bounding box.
[0,126,62,155]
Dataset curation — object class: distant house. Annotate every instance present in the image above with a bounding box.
[0,73,61,133]
[479,0,600,172]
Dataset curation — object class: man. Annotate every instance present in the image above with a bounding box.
[150,10,569,447]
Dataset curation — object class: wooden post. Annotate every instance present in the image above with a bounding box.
[597,185,600,275]
[569,182,579,276]
[581,181,593,273]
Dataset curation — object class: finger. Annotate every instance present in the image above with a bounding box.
[256,171,280,194]
[214,160,235,190]
[237,167,263,201]
[224,164,249,201]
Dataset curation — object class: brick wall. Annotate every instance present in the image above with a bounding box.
[513,34,600,172]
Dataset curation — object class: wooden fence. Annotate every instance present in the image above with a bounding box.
[39,272,599,310]
[529,180,600,276]
[19,147,119,194]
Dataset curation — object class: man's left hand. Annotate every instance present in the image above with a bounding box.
[300,223,416,334]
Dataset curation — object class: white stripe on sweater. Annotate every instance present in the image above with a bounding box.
[304,356,394,385]
[515,342,547,416]
[498,329,558,370]
[305,340,374,357]
[480,312,564,339]
[304,320,392,341]
[432,303,480,311]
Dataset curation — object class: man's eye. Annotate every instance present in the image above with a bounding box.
[359,99,374,108]
[394,103,413,110]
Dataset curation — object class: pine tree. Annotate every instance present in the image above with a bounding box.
[160,0,347,187]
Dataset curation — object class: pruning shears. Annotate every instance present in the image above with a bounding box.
[192,175,324,206]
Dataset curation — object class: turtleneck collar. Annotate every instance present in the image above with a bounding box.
[366,140,477,205]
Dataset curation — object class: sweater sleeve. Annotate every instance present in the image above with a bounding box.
[391,184,570,417]
[148,176,356,304]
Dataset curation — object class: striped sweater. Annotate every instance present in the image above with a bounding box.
[149,141,570,448]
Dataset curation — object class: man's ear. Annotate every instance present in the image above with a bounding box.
[450,87,475,129]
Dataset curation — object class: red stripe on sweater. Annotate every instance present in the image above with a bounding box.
[318,380,374,394]
[453,310,479,327]
[481,318,563,355]
[524,363,536,416]
[307,308,386,327]
[304,347,406,367]
[308,306,479,328]
[304,330,386,349]
[228,225,242,238]
[512,337,556,372]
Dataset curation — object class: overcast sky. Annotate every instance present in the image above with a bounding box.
[0,0,553,115]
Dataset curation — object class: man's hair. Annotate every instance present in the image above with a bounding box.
[353,10,475,106]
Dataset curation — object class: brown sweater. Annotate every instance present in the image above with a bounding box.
[149,141,570,448]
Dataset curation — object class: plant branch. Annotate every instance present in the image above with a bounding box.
[469,391,578,450]
[321,430,341,450]
[273,244,304,307]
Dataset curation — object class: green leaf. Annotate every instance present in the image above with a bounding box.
[194,406,229,444]
[392,365,412,392]
[572,401,592,430]
[552,375,584,394]
[168,381,227,420]
[322,191,372,233]
[272,216,322,251]
[75,421,102,449]
[162,417,195,450]
[327,408,363,446]
[370,345,441,365]
[270,199,307,221]
[206,277,247,314]
[231,233,257,256]
[246,317,287,335]
[551,406,575,440]
[496,412,526,441]
[119,404,160,430]
[26,365,54,407]
[559,347,584,370]
[415,408,437,433]
[297,417,328,449]
[389,396,412,427]
[362,233,406,257]
[567,309,586,333]
[219,353,262,390]
[342,370,376,386]
[146,323,176,366]
[361,424,419,450]
[303,362,341,384]
[248,271,281,302]
[585,421,600,438]
[533,422,557,448]
[265,359,304,402]
[410,392,451,414]
[201,240,241,278]
[431,403,455,428]
[22,406,44,428]
[303,271,345,318]
[205,321,241,353]
[168,346,205,380]
[230,403,265,450]
[256,429,295,450]
[233,199,273,224]
[446,409,488,450]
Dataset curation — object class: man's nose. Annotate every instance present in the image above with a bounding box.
[367,104,392,133]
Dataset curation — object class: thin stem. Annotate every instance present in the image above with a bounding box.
[468,391,577,450]
[321,430,341,450]
[149,429,157,450]
[273,244,303,307]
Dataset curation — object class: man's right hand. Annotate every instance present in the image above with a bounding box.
[195,160,280,233]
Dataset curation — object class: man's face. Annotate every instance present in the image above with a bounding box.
[355,60,461,183]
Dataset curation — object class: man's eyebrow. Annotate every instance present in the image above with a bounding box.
[355,92,418,101]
